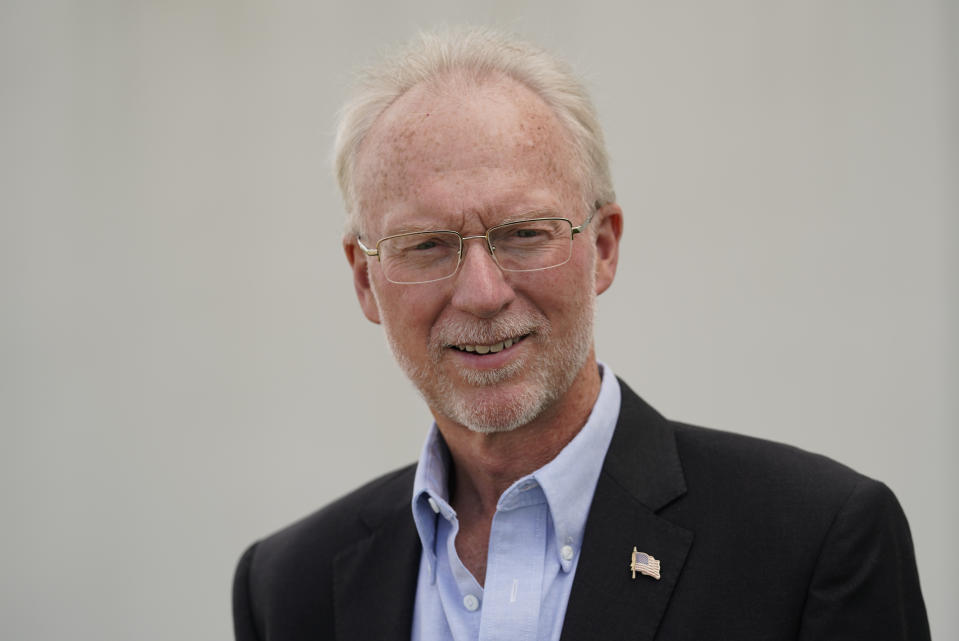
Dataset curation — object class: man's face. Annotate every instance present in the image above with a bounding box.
[346,77,619,433]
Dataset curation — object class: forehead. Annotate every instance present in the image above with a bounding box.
[353,75,582,233]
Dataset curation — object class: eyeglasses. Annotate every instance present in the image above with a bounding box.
[357,210,595,285]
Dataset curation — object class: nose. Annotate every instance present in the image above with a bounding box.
[449,237,515,318]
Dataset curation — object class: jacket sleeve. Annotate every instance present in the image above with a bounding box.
[233,543,262,641]
[797,478,930,640]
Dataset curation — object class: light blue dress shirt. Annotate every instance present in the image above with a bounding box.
[410,363,622,641]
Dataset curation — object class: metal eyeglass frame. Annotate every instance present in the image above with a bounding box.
[355,208,596,284]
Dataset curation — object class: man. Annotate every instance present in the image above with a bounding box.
[233,27,929,641]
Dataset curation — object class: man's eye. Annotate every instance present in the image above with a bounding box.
[514,228,542,238]
[400,235,453,251]
[507,226,555,241]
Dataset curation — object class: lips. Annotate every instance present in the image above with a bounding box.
[448,333,530,354]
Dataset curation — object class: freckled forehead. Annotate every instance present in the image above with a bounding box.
[370,78,563,156]
[353,75,581,232]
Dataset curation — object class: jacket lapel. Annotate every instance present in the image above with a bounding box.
[561,379,693,641]
[333,472,421,641]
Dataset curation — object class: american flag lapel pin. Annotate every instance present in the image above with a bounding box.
[629,546,661,580]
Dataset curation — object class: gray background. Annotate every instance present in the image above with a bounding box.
[2,1,956,640]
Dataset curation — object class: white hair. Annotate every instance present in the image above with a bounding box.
[333,26,616,234]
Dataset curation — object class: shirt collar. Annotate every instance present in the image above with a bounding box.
[411,362,622,575]
[411,421,455,582]
[527,362,620,571]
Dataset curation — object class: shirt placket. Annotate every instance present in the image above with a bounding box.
[478,482,547,641]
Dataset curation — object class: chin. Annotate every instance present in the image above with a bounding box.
[450,380,558,434]
[427,348,589,433]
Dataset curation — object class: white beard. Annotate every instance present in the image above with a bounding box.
[380,294,596,434]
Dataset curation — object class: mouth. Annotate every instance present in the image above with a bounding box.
[447,333,531,355]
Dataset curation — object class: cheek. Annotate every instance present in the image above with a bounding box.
[372,278,445,340]
[537,253,597,320]
[522,271,586,319]
[553,245,597,293]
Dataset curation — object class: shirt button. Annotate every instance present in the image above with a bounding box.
[561,545,575,561]
[463,594,480,611]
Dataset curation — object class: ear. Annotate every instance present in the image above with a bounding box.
[592,202,623,296]
[344,237,381,324]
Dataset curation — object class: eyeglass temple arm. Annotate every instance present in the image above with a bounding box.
[570,203,599,236]
[356,236,379,257]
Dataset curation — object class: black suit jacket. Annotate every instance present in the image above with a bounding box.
[233,379,929,640]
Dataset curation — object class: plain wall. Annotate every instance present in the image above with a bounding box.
[2,1,956,639]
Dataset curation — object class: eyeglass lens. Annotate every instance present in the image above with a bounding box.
[378,219,573,284]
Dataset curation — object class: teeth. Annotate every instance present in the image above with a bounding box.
[453,334,526,354]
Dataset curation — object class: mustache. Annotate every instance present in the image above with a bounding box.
[432,312,548,347]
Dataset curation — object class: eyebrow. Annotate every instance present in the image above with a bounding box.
[383,209,562,236]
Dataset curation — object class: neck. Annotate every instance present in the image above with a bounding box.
[435,351,602,515]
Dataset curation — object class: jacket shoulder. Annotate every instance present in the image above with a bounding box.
[233,464,416,641]
[672,421,868,500]
[613,378,873,515]
[250,462,415,572]
[666,423,927,639]
[665,420,901,558]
